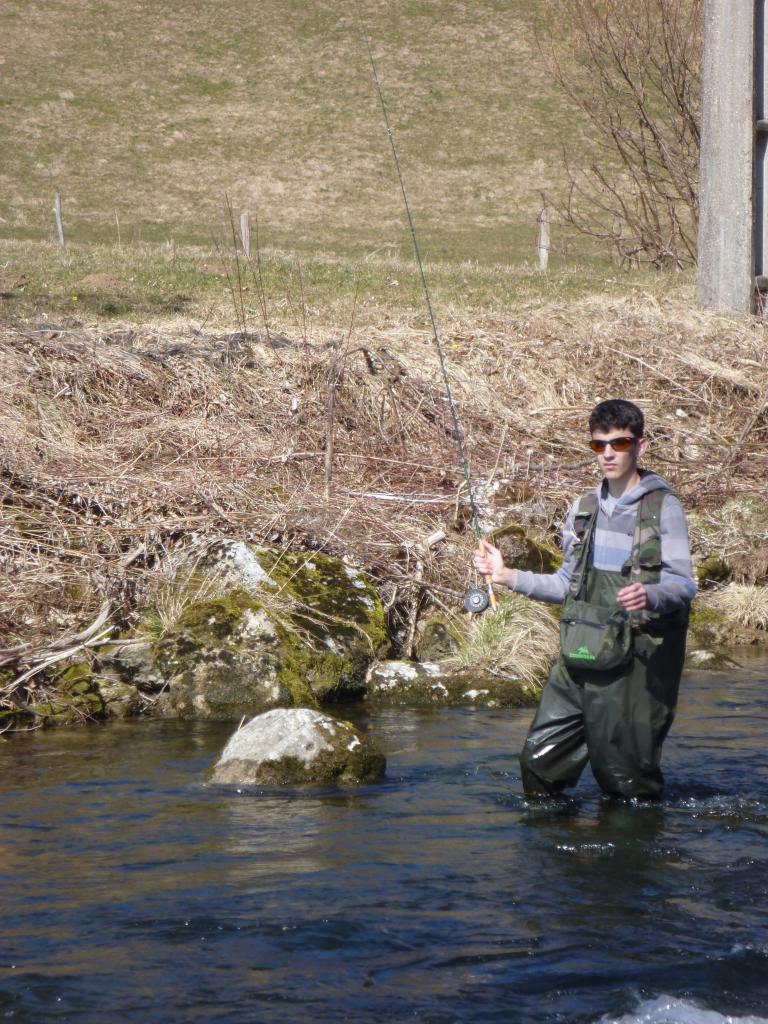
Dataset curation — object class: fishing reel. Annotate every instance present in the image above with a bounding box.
[464,586,491,614]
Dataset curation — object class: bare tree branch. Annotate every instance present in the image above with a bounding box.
[541,0,701,268]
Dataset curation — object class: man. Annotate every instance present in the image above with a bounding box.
[473,399,696,801]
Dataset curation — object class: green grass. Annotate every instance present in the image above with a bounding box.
[0,0,586,265]
[0,238,696,327]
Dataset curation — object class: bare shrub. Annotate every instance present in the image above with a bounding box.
[542,0,702,269]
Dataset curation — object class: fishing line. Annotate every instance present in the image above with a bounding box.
[354,5,496,613]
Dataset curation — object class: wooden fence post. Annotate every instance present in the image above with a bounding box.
[53,194,65,246]
[239,212,250,260]
[537,207,550,271]
[324,363,337,500]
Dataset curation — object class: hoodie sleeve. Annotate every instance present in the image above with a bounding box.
[643,494,697,613]
[510,500,580,604]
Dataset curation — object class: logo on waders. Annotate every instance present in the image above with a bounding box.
[568,645,597,662]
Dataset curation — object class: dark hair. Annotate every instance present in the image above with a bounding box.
[589,399,645,438]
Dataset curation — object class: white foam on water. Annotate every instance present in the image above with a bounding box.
[729,942,768,958]
[555,841,616,857]
[672,795,768,816]
[597,995,768,1024]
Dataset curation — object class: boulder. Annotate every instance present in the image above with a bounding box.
[98,639,166,691]
[210,708,385,786]
[687,603,765,650]
[0,707,34,730]
[695,554,731,588]
[150,593,306,719]
[97,542,389,720]
[489,523,561,574]
[685,648,739,670]
[413,612,460,663]
[364,659,539,707]
[97,679,142,719]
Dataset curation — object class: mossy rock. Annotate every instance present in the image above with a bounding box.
[210,708,385,786]
[218,545,389,701]
[413,612,461,663]
[364,659,539,708]
[0,707,35,730]
[253,547,389,664]
[1,662,129,731]
[57,663,97,695]
[27,663,106,726]
[189,541,389,677]
[150,591,314,719]
[489,524,561,574]
[97,640,167,691]
[97,680,142,719]
[696,555,731,588]
[139,544,388,720]
[687,603,765,649]
[193,540,388,656]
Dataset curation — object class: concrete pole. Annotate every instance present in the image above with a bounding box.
[696,0,756,313]
[754,0,768,303]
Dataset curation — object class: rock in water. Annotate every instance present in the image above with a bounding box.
[210,708,386,786]
[365,659,539,707]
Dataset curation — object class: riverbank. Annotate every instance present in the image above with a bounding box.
[2,248,768,725]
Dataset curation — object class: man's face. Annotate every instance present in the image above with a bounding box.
[589,429,647,485]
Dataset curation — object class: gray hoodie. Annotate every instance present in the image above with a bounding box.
[512,471,696,614]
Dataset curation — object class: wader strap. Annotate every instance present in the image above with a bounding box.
[568,496,599,599]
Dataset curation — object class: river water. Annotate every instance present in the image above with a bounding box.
[2,661,768,1024]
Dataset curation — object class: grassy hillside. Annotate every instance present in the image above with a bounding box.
[1,0,576,264]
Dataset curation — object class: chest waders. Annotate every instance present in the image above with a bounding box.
[519,490,689,801]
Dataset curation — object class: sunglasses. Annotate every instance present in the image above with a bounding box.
[589,436,637,453]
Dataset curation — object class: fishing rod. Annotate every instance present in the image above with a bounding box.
[354,6,496,615]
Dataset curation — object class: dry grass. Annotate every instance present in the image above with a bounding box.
[705,585,768,632]
[138,559,232,641]
[3,283,768,704]
[449,593,560,686]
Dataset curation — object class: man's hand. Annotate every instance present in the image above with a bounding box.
[473,541,517,589]
[617,582,648,612]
